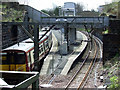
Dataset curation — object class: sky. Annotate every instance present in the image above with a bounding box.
[18,0,112,11]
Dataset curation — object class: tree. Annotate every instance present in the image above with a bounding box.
[41,6,59,16]
[53,7,59,16]
[41,9,49,14]
[76,3,84,15]
[112,0,120,2]
[41,3,85,16]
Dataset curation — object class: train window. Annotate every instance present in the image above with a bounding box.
[39,49,41,55]
[2,53,7,60]
[28,52,31,64]
[44,41,48,50]
[41,45,44,52]
[46,41,49,48]
[30,50,34,64]
[13,52,26,64]
[1,53,8,65]
[1,51,26,64]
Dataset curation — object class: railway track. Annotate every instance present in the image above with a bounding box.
[64,32,99,89]
[39,38,84,88]
[39,31,102,89]
[82,35,103,88]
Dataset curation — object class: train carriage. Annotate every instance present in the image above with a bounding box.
[0,28,52,72]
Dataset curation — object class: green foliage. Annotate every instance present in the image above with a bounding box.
[41,2,85,16]
[110,54,119,65]
[53,7,59,16]
[102,2,118,15]
[102,29,109,34]
[1,3,24,22]
[77,28,91,32]
[108,76,119,89]
[41,6,59,16]
[41,9,49,14]
[112,0,120,2]
[77,28,86,31]
[0,5,2,8]
[76,3,84,15]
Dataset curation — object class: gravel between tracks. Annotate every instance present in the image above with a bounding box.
[39,62,103,88]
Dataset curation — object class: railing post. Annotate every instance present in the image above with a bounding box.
[32,79,39,90]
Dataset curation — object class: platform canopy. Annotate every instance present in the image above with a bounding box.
[0,71,39,89]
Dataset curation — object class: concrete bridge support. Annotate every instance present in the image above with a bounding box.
[68,28,76,44]
[60,25,76,55]
[60,23,68,55]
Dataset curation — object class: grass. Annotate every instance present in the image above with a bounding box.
[103,53,120,89]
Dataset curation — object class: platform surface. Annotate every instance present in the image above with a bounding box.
[40,30,88,75]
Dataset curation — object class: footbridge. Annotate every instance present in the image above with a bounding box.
[25,5,109,28]
[24,5,109,54]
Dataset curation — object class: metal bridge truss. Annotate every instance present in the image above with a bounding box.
[25,5,109,28]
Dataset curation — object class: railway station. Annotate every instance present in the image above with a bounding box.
[0,0,120,89]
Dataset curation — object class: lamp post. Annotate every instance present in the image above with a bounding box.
[59,6,61,16]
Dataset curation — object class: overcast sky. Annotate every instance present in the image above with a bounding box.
[18,0,112,11]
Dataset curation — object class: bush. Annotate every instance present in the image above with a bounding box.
[108,76,119,89]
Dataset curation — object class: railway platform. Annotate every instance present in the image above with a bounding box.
[40,31,88,75]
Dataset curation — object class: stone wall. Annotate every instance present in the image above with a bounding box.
[2,24,29,49]
[103,34,120,60]
[109,20,120,34]
[103,20,120,62]
[92,28,103,40]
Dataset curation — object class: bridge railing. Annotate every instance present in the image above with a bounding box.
[25,5,49,22]
[25,5,109,28]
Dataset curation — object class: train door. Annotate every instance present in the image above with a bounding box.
[8,52,26,71]
[9,52,16,71]
[1,52,16,71]
[1,52,9,70]
[27,51,34,71]
[1,51,26,71]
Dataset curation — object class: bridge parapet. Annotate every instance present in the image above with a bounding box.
[40,16,109,29]
[25,5,109,28]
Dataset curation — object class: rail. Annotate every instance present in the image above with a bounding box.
[64,32,101,89]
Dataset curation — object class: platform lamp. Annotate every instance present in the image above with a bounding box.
[59,6,61,16]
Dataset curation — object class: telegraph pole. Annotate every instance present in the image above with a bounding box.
[34,24,39,71]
